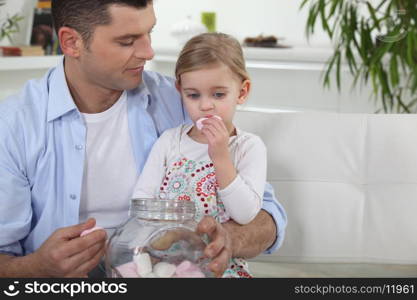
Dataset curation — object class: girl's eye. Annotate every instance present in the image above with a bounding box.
[186,93,200,99]
[213,92,226,99]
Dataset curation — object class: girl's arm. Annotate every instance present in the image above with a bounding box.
[131,130,172,199]
[216,135,267,224]
[202,118,267,225]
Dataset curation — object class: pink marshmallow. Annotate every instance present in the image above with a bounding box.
[115,261,139,278]
[174,270,205,278]
[196,115,222,130]
[80,226,104,237]
[175,260,205,278]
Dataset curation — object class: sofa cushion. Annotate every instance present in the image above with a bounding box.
[234,111,417,264]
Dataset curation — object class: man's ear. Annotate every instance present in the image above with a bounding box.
[237,79,251,105]
[58,27,84,58]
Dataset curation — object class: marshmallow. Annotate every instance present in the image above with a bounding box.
[115,261,139,278]
[133,252,153,277]
[142,272,157,278]
[80,226,104,237]
[174,260,205,278]
[153,262,177,278]
[196,115,222,130]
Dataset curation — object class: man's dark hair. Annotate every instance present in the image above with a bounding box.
[52,0,152,46]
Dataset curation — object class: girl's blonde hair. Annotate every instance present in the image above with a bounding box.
[175,32,250,84]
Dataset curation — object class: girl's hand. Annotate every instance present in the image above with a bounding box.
[200,117,230,162]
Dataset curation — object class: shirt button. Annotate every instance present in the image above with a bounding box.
[70,194,77,200]
[75,145,84,150]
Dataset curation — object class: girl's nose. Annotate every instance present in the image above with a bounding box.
[199,97,214,111]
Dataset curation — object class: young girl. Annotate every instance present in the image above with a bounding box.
[132,32,267,278]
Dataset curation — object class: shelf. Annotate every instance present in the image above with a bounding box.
[0,47,338,72]
[0,55,62,71]
[151,46,352,72]
[154,46,335,63]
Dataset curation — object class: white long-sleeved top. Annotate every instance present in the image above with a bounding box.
[132,124,267,225]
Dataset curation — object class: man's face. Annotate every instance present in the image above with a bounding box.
[78,4,156,91]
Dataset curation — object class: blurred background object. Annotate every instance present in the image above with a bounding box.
[170,15,207,46]
[0,0,24,44]
[30,0,54,54]
[301,0,417,113]
[201,11,216,33]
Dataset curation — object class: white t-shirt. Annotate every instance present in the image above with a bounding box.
[132,124,267,225]
[79,91,138,232]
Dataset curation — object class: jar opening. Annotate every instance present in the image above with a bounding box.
[130,198,196,221]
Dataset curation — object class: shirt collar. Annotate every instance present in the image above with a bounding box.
[127,73,152,110]
[47,57,152,122]
[47,57,78,122]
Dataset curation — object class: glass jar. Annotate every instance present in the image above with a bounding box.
[105,198,213,278]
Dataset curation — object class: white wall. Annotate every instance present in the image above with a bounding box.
[152,0,331,49]
[1,0,331,48]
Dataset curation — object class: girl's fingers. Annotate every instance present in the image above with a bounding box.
[203,118,227,135]
[202,126,216,142]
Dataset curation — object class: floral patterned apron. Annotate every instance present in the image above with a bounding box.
[158,125,252,278]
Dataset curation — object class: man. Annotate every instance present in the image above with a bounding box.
[0,0,287,277]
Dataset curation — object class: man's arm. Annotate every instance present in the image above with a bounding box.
[0,254,43,278]
[224,209,277,258]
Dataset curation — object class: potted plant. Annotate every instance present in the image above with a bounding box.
[0,0,23,44]
[301,0,417,113]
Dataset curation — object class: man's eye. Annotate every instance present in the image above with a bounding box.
[213,92,226,99]
[119,41,134,47]
[186,93,200,99]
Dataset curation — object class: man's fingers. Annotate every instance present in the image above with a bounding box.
[66,238,105,268]
[58,218,97,240]
[204,236,225,259]
[208,248,230,278]
[197,216,226,257]
[196,216,217,236]
[59,229,106,258]
[65,244,106,278]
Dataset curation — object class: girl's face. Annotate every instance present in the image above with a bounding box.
[177,64,250,133]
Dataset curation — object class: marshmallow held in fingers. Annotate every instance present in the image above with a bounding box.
[196,115,222,130]
[80,226,104,237]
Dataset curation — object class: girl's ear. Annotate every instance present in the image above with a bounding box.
[175,80,182,93]
[237,79,251,105]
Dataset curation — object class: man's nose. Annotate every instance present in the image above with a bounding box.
[135,35,155,61]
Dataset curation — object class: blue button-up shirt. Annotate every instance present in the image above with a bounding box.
[0,58,287,256]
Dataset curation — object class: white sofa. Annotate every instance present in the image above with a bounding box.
[234,111,417,277]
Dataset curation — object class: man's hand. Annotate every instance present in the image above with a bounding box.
[31,218,106,277]
[196,210,278,278]
[196,216,234,278]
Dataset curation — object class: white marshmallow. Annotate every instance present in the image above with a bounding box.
[153,262,177,278]
[133,252,152,277]
[196,115,222,130]
[142,272,157,278]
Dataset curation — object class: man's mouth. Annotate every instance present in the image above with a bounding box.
[126,65,145,72]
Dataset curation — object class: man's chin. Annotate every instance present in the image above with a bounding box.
[120,76,143,91]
